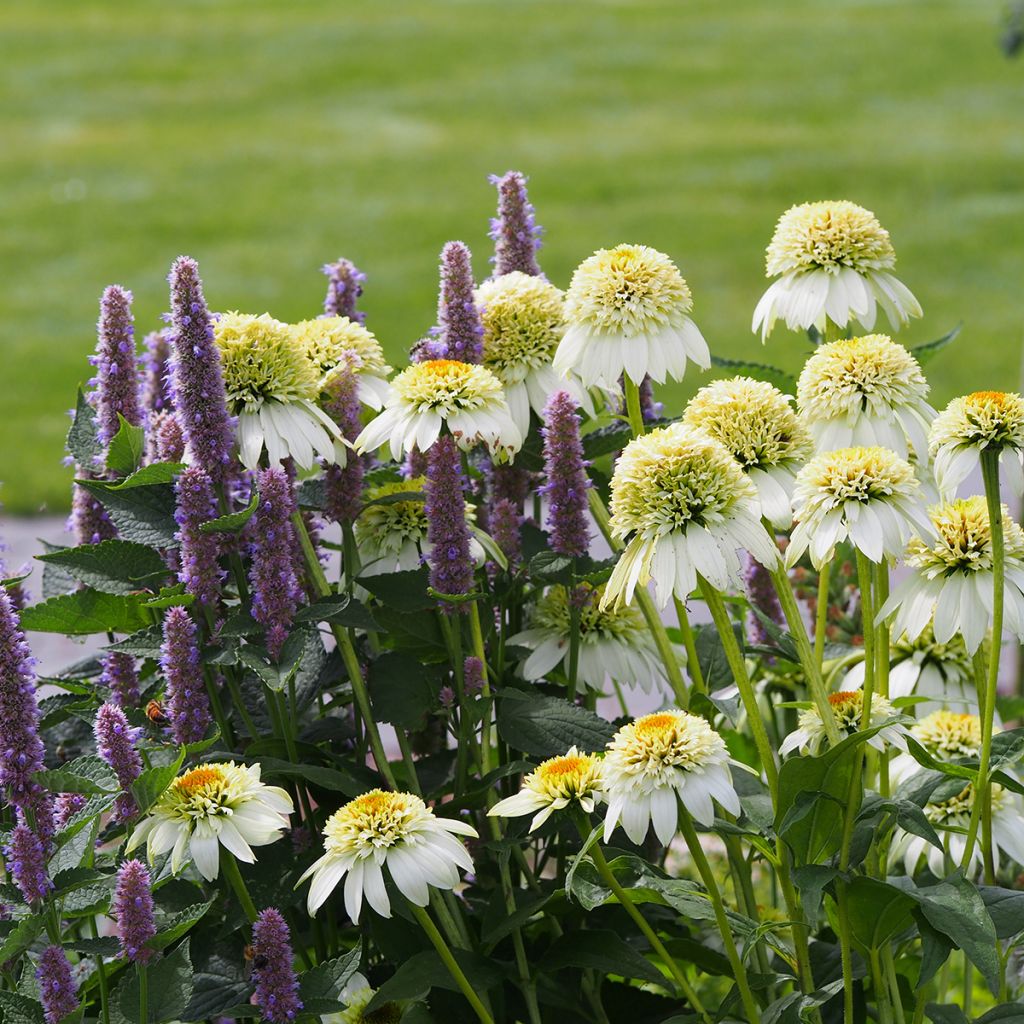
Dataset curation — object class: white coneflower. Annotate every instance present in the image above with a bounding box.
[291,316,393,410]
[796,335,935,459]
[929,391,1024,497]
[489,748,605,832]
[214,311,348,470]
[475,272,592,436]
[509,583,674,694]
[554,244,709,389]
[879,496,1024,655]
[298,790,477,920]
[323,973,403,1024]
[752,200,921,340]
[603,711,740,843]
[601,425,779,611]
[682,376,813,528]
[126,762,293,881]
[779,691,907,757]
[354,359,521,463]
[787,446,932,568]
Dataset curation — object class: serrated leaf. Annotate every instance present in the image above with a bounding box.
[364,949,503,1015]
[140,583,195,610]
[295,593,378,630]
[369,651,436,731]
[106,415,146,476]
[542,928,665,985]
[296,947,362,1014]
[115,937,193,1024]
[0,992,45,1024]
[76,479,179,547]
[910,323,962,366]
[19,589,150,635]
[67,387,102,465]
[357,566,433,611]
[151,901,213,951]
[182,952,251,1022]
[36,755,118,795]
[131,749,185,814]
[709,355,797,393]
[107,625,165,658]
[497,692,615,756]
[0,916,43,966]
[36,540,169,596]
[581,420,633,460]
[106,462,186,489]
[64,935,121,956]
[199,490,259,534]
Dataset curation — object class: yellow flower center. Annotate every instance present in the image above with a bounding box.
[795,446,917,507]
[292,316,392,380]
[526,751,604,803]
[174,766,226,794]
[930,390,1024,453]
[323,789,431,853]
[392,359,506,414]
[906,497,1024,575]
[607,710,726,776]
[912,711,982,758]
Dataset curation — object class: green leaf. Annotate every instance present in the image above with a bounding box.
[150,901,213,951]
[0,916,43,967]
[182,952,250,1022]
[19,589,150,635]
[791,865,838,923]
[542,928,666,985]
[582,420,633,460]
[76,479,178,547]
[35,755,118,795]
[107,625,164,658]
[295,593,378,631]
[925,1005,969,1024]
[497,691,616,756]
[357,566,434,611]
[67,387,102,466]
[910,323,962,366]
[371,606,446,656]
[844,877,915,952]
[979,886,1024,939]
[0,993,44,1024]
[296,948,362,1014]
[106,415,146,476]
[36,540,169,596]
[364,949,503,1015]
[115,937,193,1024]
[140,583,195,610]
[64,936,121,956]
[709,355,797,393]
[527,551,574,584]
[369,651,436,731]
[106,461,186,489]
[131,749,186,814]
[252,755,368,797]
[199,490,259,534]
[694,622,743,688]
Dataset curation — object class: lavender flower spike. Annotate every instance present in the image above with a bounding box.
[489,170,543,277]
[142,328,175,416]
[160,606,212,745]
[5,822,52,904]
[94,285,143,445]
[94,702,142,821]
[425,434,474,613]
[113,860,156,964]
[149,410,186,464]
[248,468,302,660]
[321,362,364,526]
[541,390,591,558]
[489,497,522,568]
[37,945,78,1024]
[100,651,140,707]
[54,792,87,829]
[321,257,366,324]
[251,908,304,1023]
[69,480,116,546]
[175,466,224,605]
[437,241,484,364]
[167,256,234,484]
[744,551,784,650]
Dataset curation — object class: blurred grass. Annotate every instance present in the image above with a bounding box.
[1,0,1022,514]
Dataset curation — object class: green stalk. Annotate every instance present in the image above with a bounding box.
[882,946,906,1024]
[673,596,705,695]
[138,963,148,1024]
[221,849,259,923]
[567,595,582,701]
[814,562,832,671]
[623,376,646,439]
[468,601,494,775]
[870,949,894,1024]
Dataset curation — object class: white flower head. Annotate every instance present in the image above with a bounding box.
[353,359,521,463]
[797,335,935,459]
[322,973,403,1024]
[682,376,813,527]
[753,200,921,340]
[291,316,393,410]
[787,446,932,568]
[879,496,1024,655]
[929,391,1024,497]
[603,711,740,843]
[126,762,293,881]
[601,425,779,611]
[489,747,605,832]
[510,582,674,694]
[779,691,907,757]
[555,244,709,389]
[298,789,478,920]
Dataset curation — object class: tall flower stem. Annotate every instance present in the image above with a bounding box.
[220,851,258,923]
[673,597,705,695]
[138,964,148,1024]
[468,602,494,775]
[623,377,646,439]
[814,562,831,670]
[409,903,496,1024]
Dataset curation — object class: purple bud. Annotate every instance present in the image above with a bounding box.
[147,409,186,465]
[489,463,531,510]
[100,651,140,707]
[5,822,52,904]
[321,364,364,526]
[94,702,142,821]
[425,435,474,613]
[463,656,484,696]
[113,860,156,964]
[69,478,116,546]
[160,607,212,745]
[94,286,143,446]
[251,908,304,1023]
[320,257,366,324]
[437,242,483,364]
[175,467,224,606]
[402,446,429,480]
[540,391,591,558]
[36,945,78,1024]
[142,328,175,416]
[54,792,88,830]
[489,497,522,568]
[488,170,543,277]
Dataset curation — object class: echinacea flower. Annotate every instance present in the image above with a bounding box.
[779,690,907,757]
[787,446,932,568]
[796,335,935,459]
[929,391,1024,497]
[752,200,921,340]
[555,244,709,388]
[291,316,392,410]
[878,496,1024,655]
[127,762,293,881]
[603,711,740,843]
[601,425,779,610]
[324,973,403,1024]
[510,583,674,694]
[682,376,812,528]
[489,747,604,831]
[299,789,477,920]
[354,359,521,463]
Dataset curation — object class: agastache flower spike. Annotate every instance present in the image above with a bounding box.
[175,466,224,606]
[321,360,364,526]
[251,908,304,1023]
[150,410,186,463]
[100,651,140,707]
[94,702,142,821]
[489,170,543,277]
[160,606,212,745]
[142,328,175,416]
[437,242,484,364]
[321,257,367,324]
[167,256,234,483]
[69,480,116,546]
[425,434,475,612]
[94,285,143,445]
[54,792,87,830]
[541,390,591,558]
[744,552,784,649]
[36,945,78,1024]
[5,822,52,904]
[489,497,522,568]
[112,860,156,964]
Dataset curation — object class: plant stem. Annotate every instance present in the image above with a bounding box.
[468,601,494,775]
[221,850,258,923]
[623,376,646,439]
[673,596,705,695]
[138,963,148,1024]
[814,562,831,671]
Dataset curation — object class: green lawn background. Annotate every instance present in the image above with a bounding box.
[2,0,1022,514]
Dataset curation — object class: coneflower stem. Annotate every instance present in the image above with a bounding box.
[468,602,494,775]
[138,963,148,1024]
[410,903,496,1024]
[814,562,831,669]
[623,377,646,439]
[673,597,705,694]
[221,851,258,924]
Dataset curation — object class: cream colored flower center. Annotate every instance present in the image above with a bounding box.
[911,711,982,758]
[292,316,391,379]
[533,583,645,639]
[610,711,725,773]
[323,789,429,853]
[795,446,917,508]
[929,390,1024,453]
[392,359,506,414]
[161,762,248,822]
[527,753,603,802]
[814,690,896,733]
[905,497,1024,575]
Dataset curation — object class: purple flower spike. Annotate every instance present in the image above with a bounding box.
[321,365,364,526]
[489,497,522,568]
[540,391,591,558]
[251,908,304,1023]
[94,702,142,821]
[113,860,156,964]
[149,410,186,464]
[69,480,116,546]
[437,242,483,364]
[248,468,302,660]
[37,945,78,1024]
[463,656,484,696]
[167,256,234,484]
[160,606,212,745]
[5,822,52,904]
[744,551,784,649]
[402,446,429,480]
[489,170,543,277]
[175,467,224,606]
[94,285,143,446]
[54,792,87,830]
[142,328,175,416]
[425,435,474,613]
[321,257,367,324]
[100,651,140,707]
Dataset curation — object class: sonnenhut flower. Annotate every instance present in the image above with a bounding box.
[510,583,673,693]
[489,748,604,831]
[752,200,921,340]
[325,973,403,1024]
[299,789,477,920]
[929,391,1024,496]
[779,690,907,757]
[601,425,779,610]
[787,446,932,568]
[796,335,935,459]
[127,762,293,881]
[603,711,740,843]
[682,376,812,527]
[354,359,521,463]
[879,496,1024,655]
[291,316,392,410]
[555,244,709,388]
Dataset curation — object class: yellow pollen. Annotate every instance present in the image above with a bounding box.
[967,391,1008,406]
[175,766,224,793]
[828,691,859,707]
[634,713,677,735]
[539,756,588,779]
